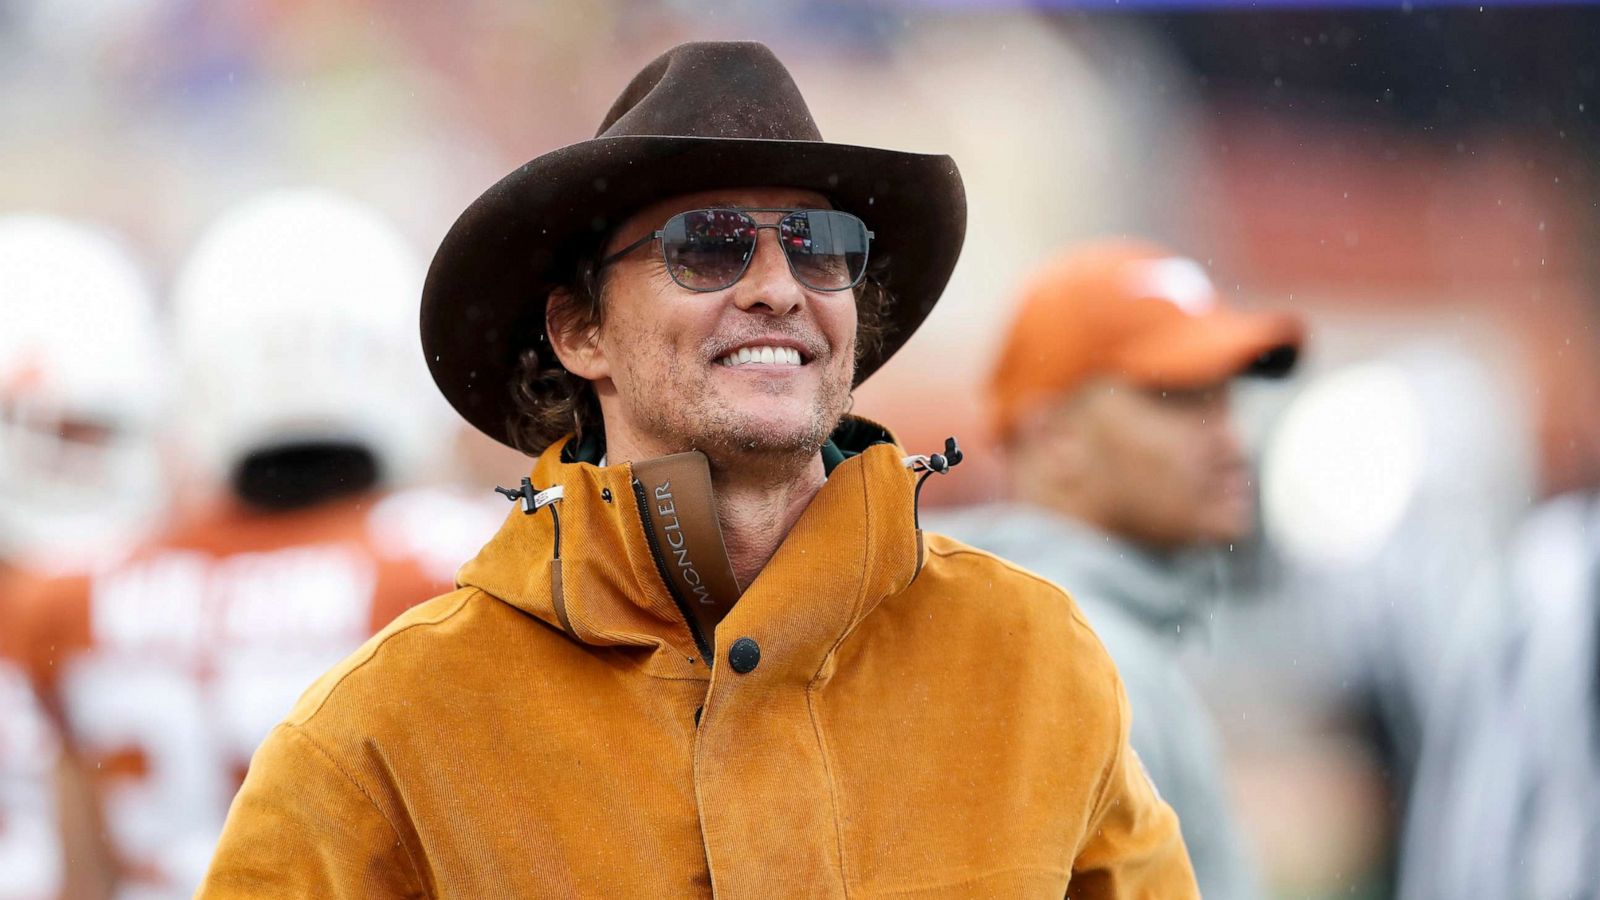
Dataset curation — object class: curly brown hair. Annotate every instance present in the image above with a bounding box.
[505,254,894,456]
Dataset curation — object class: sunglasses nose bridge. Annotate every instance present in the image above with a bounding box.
[732,224,807,314]
[745,223,790,272]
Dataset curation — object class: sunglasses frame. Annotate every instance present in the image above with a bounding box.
[598,207,874,293]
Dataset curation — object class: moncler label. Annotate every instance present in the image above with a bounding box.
[630,451,743,654]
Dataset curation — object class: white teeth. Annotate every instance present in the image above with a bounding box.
[716,345,804,367]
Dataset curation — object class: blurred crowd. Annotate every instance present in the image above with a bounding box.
[4,2,1600,898]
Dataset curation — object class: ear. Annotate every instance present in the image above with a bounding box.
[545,288,609,381]
[1014,392,1092,477]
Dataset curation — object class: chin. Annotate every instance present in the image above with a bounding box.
[696,404,838,461]
[722,418,828,455]
[1195,518,1253,547]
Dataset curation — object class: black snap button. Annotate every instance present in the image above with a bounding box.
[728,637,761,674]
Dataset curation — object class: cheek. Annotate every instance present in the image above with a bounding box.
[823,298,859,365]
[825,299,864,373]
[1099,421,1191,495]
[599,293,694,378]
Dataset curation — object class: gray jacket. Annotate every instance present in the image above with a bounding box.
[931,503,1259,900]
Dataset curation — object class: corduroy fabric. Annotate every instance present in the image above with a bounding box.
[200,435,1197,898]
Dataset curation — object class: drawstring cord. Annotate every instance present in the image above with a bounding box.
[902,436,964,530]
[495,478,566,559]
[497,477,574,637]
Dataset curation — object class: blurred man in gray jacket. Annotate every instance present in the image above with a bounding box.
[934,239,1301,900]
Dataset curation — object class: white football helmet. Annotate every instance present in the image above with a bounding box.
[0,215,168,571]
[171,189,448,492]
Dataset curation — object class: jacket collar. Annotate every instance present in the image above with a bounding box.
[456,417,922,681]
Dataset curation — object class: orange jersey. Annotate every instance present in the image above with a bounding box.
[12,488,503,898]
[0,567,63,900]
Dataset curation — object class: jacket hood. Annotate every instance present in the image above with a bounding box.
[456,417,924,680]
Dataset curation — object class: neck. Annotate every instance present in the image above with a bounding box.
[1007,463,1085,525]
[1007,477,1194,560]
[710,452,827,589]
[1006,466,1152,555]
[602,427,829,591]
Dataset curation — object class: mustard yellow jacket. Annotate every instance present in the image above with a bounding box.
[200,427,1197,898]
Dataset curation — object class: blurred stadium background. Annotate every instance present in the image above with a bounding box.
[4,2,1600,898]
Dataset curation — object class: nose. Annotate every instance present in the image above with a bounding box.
[732,228,805,316]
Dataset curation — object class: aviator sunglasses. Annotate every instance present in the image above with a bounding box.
[599,207,874,293]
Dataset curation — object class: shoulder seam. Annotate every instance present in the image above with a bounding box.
[281,724,431,897]
[925,545,1096,630]
[925,544,1070,595]
[921,538,1107,630]
[291,588,480,726]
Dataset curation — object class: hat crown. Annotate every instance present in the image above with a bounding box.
[596,42,824,143]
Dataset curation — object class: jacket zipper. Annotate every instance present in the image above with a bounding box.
[631,477,715,663]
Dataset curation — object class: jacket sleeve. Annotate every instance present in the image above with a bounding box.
[1068,682,1200,899]
[198,724,428,899]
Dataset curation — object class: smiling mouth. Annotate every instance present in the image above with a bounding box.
[715,345,805,367]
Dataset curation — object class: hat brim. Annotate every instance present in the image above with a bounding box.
[421,135,966,450]
[1112,310,1304,389]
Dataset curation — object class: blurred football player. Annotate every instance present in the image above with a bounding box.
[12,190,498,899]
[0,214,171,900]
[934,239,1302,900]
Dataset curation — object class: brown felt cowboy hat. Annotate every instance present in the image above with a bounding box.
[421,41,967,449]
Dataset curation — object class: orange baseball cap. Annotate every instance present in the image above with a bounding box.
[989,238,1303,442]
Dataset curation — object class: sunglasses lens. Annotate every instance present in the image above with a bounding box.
[661,209,757,290]
[781,210,870,290]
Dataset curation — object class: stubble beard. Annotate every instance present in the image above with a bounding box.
[625,341,855,475]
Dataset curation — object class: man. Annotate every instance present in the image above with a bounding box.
[935,239,1302,900]
[201,42,1197,898]
[12,190,470,898]
[0,214,171,900]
